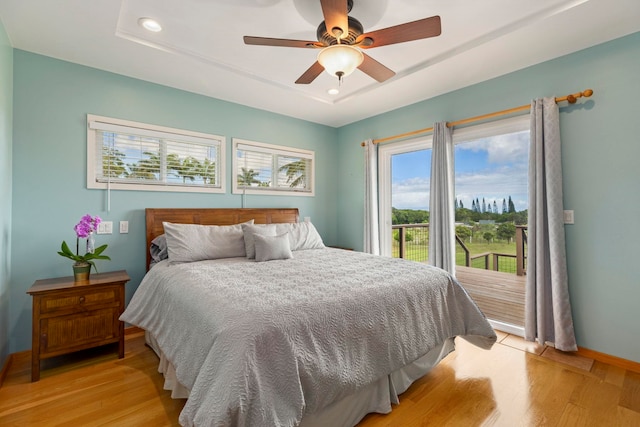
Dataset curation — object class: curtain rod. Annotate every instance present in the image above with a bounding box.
[360,89,593,147]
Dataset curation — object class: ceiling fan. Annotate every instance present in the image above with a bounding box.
[243,0,441,85]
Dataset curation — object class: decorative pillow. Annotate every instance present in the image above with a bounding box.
[274,222,325,251]
[254,233,293,262]
[150,234,168,263]
[242,223,277,259]
[163,220,254,263]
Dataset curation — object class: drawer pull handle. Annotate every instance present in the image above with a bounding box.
[79,296,85,303]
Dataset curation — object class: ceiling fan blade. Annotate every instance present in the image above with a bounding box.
[295,61,325,84]
[358,53,395,82]
[320,0,349,41]
[357,15,441,49]
[244,36,321,49]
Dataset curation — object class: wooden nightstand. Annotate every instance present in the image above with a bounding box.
[26,270,130,381]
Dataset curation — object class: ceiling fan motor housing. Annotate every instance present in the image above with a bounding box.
[317,16,363,46]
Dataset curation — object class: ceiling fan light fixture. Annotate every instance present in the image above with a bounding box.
[317,45,364,82]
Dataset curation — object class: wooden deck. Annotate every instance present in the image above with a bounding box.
[455,266,526,327]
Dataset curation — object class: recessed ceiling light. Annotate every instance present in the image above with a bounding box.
[328,88,339,95]
[138,18,162,32]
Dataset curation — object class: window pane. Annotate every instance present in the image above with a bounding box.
[166,140,218,186]
[454,130,529,217]
[277,156,309,190]
[391,149,431,262]
[237,149,273,187]
[454,129,529,272]
[100,132,161,182]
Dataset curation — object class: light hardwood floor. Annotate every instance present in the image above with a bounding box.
[1,329,638,426]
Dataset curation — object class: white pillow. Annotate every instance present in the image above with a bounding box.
[254,233,293,262]
[275,222,325,251]
[242,223,277,259]
[163,220,254,263]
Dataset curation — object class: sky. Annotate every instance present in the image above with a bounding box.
[391,130,529,212]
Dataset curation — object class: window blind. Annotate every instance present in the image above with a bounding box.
[235,140,313,193]
[88,115,224,193]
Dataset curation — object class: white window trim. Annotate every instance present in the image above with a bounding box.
[87,114,226,194]
[232,138,315,197]
[452,114,529,144]
[377,114,530,257]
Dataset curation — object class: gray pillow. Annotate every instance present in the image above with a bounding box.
[254,233,293,262]
[163,220,254,263]
[242,223,277,259]
[150,234,168,263]
[274,222,325,251]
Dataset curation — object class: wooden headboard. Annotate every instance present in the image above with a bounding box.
[145,208,300,270]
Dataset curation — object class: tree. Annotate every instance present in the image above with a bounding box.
[455,225,472,242]
[497,222,516,242]
[175,156,200,183]
[101,147,128,178]
[508,196,516,213]
[278,159,307,188]
[483,231,494,243]
[393,229,413,242]
[237,167,261,187]
[493,201,498,214]
[482,198,486,213]
[128,151,160,180]
[459,200,464,209]
[502,198,507,214]
[198,158,216,185]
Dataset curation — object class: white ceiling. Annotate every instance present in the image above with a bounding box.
[1,0,639,127]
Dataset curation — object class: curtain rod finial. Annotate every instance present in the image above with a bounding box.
[583,89,594,97]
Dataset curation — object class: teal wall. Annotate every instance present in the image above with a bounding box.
[10,51,338,352]
[336,32,640,363]
[0,20,13,367]
[7,32,640,364]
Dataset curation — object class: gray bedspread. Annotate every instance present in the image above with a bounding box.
[120,248,496,426]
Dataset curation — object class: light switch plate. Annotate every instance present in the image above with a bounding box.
[119,221,129,234]
[563,210,574,224]
[97,221,113,234]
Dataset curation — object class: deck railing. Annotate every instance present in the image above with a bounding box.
[392,223,528,276]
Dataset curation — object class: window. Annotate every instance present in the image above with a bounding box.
[232,138,315,196]
[87,115,225,193]
[453,115,529,272]
[378,115,530,259]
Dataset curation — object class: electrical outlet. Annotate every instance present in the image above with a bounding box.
[97,221,113,234]
[563,210,574,224]
[119,221,129,234]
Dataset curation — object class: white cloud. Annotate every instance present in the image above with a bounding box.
[392,177,430,209]
[457,131,529,165]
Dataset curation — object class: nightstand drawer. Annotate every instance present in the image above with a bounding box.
[40,308,120,355]
[39,287,120,314]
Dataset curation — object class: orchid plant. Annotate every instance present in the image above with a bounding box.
[58,214,110,272]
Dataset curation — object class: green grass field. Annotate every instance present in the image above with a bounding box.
[392,239,522,273]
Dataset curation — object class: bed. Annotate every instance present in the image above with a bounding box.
[121,208,496,427]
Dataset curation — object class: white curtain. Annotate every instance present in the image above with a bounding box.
[526,97,577,351]
[428,122,456,275]
[364,139,380,255]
